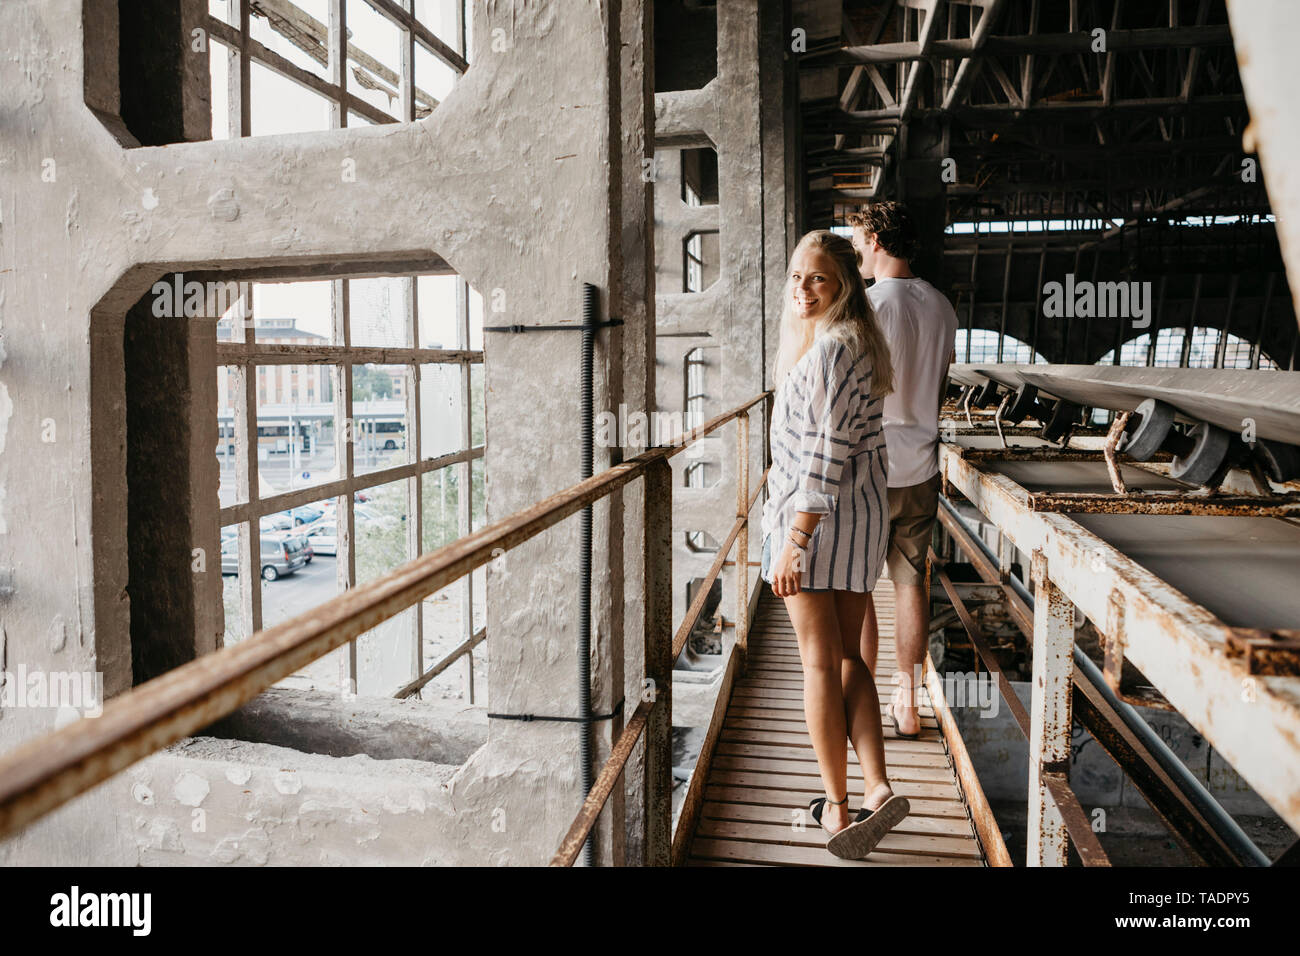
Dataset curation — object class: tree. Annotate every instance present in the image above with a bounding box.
[353,364,395,400]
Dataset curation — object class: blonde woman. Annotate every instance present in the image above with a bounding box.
[759,229,910,859]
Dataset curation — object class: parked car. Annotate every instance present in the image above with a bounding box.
[305,524,336,556]
[221,532,307,581]
[260,514,294,533]
[289,504,324,526]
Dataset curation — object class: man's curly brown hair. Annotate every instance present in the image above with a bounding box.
[847,201,919,262]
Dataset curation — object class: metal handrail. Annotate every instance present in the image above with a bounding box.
[550,395,774,865]
[930,551,1109,866]
[0,392,771,842]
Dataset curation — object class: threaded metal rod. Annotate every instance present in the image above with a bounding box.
[579,282,597,866]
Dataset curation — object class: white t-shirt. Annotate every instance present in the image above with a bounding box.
[867,277,959,488]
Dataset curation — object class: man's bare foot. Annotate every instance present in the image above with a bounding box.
[892,683,921,737]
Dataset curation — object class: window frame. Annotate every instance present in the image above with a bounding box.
[206,0,469,135]
[216,272,484,699]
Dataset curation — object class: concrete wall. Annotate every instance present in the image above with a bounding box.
[0,0,658,866]
[0,687,487,866]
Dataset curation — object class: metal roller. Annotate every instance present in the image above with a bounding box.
[1255,439,1300,484]
[1118,399,1178,462]
[1169,422,1232,486]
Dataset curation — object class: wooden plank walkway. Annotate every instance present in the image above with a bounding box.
[686,580,985,867]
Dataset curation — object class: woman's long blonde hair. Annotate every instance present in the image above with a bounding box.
[773,230,894,400]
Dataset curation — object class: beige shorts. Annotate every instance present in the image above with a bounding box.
[885,472,942,587]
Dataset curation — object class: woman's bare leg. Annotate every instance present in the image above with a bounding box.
[837,589,893,810]
[783,589,850,833]
[859,592,880,675]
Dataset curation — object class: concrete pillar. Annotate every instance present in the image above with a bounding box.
[619,0,656,866]
[653,1,772,638]
[476,0,641,866]
[762,0,798,398]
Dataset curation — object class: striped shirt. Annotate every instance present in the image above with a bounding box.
[761,330,889,593]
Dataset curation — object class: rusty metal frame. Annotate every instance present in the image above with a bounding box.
[958,446,1172,464]
[205,0,467,130]
[1028,491,1300,517]
[932,557,1107,866]
[936,505,1261,866]
[940,440,1300,842]
[920,648,1017,867]
[1225,629,1300,677]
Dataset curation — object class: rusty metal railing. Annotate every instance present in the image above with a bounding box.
[934,484,1269,866]
[0,391,772,851]
[928,539,1107,866]
[550,394,773,866]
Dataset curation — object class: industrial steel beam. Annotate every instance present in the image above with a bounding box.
[803,24,1235,69]
[1027,550,1075,866]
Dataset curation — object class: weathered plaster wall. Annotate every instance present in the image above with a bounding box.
[2,737,470,867]
[0,689,489,866]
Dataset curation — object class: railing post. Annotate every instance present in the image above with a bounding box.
[1028,549,1073,866]
[643,456,673,865]
[735,410,750,670]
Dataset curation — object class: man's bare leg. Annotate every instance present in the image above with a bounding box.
[891,582,928,736]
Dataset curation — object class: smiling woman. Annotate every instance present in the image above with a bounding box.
[758,229,910,859]
[764,230,893,596]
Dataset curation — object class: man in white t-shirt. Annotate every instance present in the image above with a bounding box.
[849,202,958,739]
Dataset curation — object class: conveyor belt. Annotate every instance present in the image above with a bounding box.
[951,364,1300,445]
[988,459,1300,630]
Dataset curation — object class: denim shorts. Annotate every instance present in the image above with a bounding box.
[760,534,830,592]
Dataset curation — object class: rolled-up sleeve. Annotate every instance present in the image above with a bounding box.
[793,340,857,516]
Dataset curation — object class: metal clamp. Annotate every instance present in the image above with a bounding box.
[483,319,624,333]
[488,698,625,723]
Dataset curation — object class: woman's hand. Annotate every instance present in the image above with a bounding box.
[771,540,806,597]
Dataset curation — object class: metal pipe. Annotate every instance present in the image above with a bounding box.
[579,282,597,866]
[939,497,1271,866]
